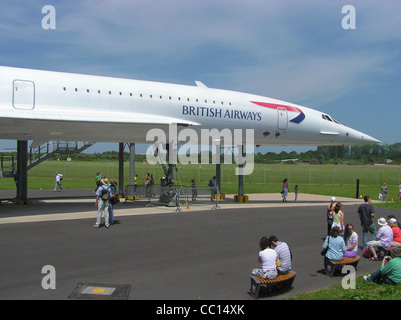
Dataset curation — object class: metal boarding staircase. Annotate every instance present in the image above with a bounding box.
[0,141,94,178]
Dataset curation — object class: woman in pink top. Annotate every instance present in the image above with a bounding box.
[281,178,288,202]
[389,218,401,248]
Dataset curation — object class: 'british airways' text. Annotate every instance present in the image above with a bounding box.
[182,105,262,121]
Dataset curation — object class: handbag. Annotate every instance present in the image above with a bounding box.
[321,237,330,256]
[362,247,372,258]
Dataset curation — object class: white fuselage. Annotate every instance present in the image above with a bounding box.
[0,66,379,146]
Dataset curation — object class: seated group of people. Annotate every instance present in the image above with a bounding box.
[322,216,401,261]
[322,214,401,285]
[324,200,359,259]
[366,216,401,261]
[251,235,292,280]
[322,224,359,261]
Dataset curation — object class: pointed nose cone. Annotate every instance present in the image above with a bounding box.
[344,127,381,145]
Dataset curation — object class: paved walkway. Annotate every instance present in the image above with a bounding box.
[0,190,362,224]
[0,189,393,300]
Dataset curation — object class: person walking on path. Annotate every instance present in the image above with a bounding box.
[53,171,64,192]
[380,183,388,203]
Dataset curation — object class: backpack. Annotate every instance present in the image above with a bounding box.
[101,186,109,200]
[208,179,214,187]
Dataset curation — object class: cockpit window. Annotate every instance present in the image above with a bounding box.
[322,114,342,125]
[322,114,332,122]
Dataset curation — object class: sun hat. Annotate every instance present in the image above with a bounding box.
[378,217,387,226]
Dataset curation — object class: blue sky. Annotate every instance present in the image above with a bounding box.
[0,0,400,154]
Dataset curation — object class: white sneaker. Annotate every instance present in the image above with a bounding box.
[363,275,371,282]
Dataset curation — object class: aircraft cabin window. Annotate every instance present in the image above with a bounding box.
[98,90,101,94]
[109,91,112,95]
[87,89,90,93]
[119,92,122,96]
[150,95,152,98]
[169,96,172,100]
[160,96,162,99]
[75,88,78,92]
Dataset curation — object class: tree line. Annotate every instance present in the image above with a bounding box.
[254,143,401,164]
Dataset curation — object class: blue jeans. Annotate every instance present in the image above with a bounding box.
[362,224,377,249]
[109,203,114,224]
[366,268,397,285]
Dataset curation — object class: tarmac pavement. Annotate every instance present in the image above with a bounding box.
[0,189,399,301]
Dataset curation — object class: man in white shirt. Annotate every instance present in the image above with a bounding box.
[368,217,394,260]
[53,171,63,192]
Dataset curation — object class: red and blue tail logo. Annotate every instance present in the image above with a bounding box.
[251,101,305,124]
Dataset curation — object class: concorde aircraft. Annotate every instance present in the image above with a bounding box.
[0,66,380,147]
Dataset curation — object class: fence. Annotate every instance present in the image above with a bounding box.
[124,184,220,207]
[2,160,401,189]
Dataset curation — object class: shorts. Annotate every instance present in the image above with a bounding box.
[252,268,278,280]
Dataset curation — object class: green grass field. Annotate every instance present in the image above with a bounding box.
[288,275,401,300]
[1,160,401,201]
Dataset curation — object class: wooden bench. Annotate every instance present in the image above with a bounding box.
[250,271,296,299]
[324,256,360,277]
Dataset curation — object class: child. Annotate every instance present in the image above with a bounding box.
[294,185,298,202]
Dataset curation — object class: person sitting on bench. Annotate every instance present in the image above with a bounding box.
[251,236,280,280]
[322,227,346,261]
[367,217,393,261]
